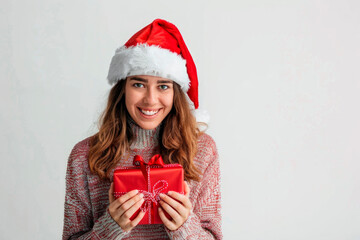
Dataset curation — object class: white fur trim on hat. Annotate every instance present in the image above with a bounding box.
[184,93,210,124]
[107,44,190,92]
[192,108,210,124]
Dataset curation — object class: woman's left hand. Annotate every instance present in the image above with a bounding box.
[158,181,192,231]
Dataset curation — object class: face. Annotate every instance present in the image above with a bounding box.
[125,75,174,130]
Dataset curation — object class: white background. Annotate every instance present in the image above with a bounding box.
[1,0,359,239]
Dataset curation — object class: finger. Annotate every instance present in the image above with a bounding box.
[159,200,182,224]
[110,193,143,228]
[113,190,139,207]
[109,182,115,203]
[109,189,139,213]
[126,209,146,230]
[118,193,144,217]
[184,181,190,197]
[121,197,145,220]
[158,207,177,230]
[163,192,192,210]
[160,193,184,213]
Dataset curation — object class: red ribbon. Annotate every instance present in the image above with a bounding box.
[133,154,165,167]
[133,154,168,224]
[139,180,168,224]
[133,154,165,180]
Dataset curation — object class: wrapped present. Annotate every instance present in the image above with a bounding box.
[113,154,184,225]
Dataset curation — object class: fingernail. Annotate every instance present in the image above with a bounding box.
[139,193,144,198]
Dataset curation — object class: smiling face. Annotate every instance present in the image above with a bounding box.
[125,75,174,130]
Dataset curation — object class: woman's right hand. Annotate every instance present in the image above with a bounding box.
[108,182,146,232]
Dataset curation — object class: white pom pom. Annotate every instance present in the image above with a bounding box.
[192,108,210,124]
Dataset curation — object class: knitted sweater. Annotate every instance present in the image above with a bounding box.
[62,120,222,239]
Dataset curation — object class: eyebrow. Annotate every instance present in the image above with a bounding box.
[129,76,173,84]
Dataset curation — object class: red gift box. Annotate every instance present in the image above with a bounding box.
[113,154,184,225]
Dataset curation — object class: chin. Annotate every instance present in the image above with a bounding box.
[131,109,168,130]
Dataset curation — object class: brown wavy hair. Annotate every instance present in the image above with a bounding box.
[88,79,204,182]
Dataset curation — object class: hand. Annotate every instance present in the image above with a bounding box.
[158,181,192,231]
[108,182,146,232]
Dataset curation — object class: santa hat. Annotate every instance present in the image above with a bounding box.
[107,19,209,123]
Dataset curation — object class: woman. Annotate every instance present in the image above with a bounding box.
[62,19,222,239]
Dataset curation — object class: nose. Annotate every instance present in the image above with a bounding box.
[143,86,157,105]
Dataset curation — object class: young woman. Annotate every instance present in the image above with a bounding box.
[62,19,222,239]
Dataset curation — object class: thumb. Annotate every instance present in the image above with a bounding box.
[184,181,190,197]
[109,182,115,203]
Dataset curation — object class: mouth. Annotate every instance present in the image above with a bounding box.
[137,107,161,117]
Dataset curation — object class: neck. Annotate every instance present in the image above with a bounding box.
[127,117,161,150]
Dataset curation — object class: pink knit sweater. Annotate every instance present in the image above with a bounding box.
[62,120,222,239]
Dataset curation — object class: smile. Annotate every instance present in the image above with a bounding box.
[138,108,161,117]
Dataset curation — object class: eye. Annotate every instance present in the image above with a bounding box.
[159,85,169,90]
[133,83,144,88]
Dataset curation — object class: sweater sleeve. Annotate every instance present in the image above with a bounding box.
[166,135,223,239]
[62,141,129,240]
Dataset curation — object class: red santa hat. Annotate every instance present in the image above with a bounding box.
[107,19,209,123]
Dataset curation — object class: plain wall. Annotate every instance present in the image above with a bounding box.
[1,0,359,239]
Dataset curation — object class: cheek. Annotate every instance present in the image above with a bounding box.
[125,96,138,117]
[165,93,174,108]
[125,89,138,110]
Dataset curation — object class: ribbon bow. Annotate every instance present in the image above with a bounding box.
[139,180,168,212]
[133,154,164,180]
[133,154,165,167]
[133,154,168,223]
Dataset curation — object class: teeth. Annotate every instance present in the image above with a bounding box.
[140,109,159,116]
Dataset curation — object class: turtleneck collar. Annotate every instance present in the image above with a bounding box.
[127,116,162,150]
